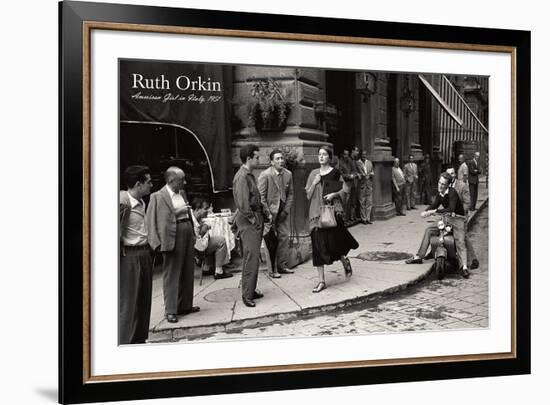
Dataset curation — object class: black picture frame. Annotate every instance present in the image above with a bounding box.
[59,1,531,403]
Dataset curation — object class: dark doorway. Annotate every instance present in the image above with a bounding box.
[325,71,356,155]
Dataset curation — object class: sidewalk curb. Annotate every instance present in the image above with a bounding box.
[148,197,488,343]
[467,197,488,229]
[149,266,434,342]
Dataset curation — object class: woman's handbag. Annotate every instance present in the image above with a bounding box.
[317,179,338,229]
[319,204,337,228]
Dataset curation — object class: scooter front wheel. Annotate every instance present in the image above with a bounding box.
[435,256,446,280]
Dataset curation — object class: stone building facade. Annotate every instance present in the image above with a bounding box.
[227,67,457,266]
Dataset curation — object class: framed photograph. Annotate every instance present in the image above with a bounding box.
[59,0,530,403]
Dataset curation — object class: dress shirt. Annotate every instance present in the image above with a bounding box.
[392,167,406,186]
[121,192,148,246]
[166,185,190,220]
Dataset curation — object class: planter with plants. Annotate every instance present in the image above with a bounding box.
[248,78,291,133]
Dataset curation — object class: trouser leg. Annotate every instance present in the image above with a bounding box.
[449,217,467,268]
[393,184,404,214]
[275,212,290,270]
[119,254,141,344]
[405,182,412,209]
[349,183,357,220]
[204,235,229,268]
[417,224,439,257]
[237,213,263,300]
[470,183,478,210]
[411,180,417,208]
[424,179,433,204]
[176,223,196,313]
[162,249,182,316]
[465,233,478,266]
[342,186,350,221]
[358,180,368,222]
[365,180,373,221]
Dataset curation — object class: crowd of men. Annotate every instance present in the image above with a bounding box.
[336,146,375,225]
[119,144,483,344]
[118,146,297,343]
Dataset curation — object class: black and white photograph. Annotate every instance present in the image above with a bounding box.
[118,59,490,345]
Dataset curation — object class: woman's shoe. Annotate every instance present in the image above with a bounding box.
[342,257,353,278]
[312,281,327,293]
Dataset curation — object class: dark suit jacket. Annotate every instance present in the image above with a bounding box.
[146,186,197,252]
[467,159,481,184]
[258,166,294,217]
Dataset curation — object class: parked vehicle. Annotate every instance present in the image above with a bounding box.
[429,213,464,279]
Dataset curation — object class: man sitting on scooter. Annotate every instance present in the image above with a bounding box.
[405,172,470,278]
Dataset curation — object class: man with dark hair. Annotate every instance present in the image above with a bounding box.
[418,153,433,204]
[467,151,482,210]
[406,172,470,278]
[338,148,359,224]
[119,165,153,344]
[146,166,200,324]
[233,144,267,307]
[404,154,418,210]
[356,149,374,224]
[258,149,295,278]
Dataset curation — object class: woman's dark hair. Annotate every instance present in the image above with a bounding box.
[319,146,333,160]
[123,165,150,189]
[239,144,260,164]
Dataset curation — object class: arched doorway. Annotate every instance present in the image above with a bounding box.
[120,122,213,206]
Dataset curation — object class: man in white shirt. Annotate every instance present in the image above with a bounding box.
[119,165,153,343]
[357,149,374,224]
[392,158,406,216]
[457,153,469,183]
[404,154,419,210]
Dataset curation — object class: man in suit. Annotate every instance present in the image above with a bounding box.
[356,149,374,224]
[447,167,479,270]
[338,148,359,224]
[467,151,482,210]
[392,157,406,216]
[119,165,153,344]
[418,153,433,204]
[404,154,418,210]
[146,166,200,324]
[233,144,268,308]
[258,149,295,278]
[406,172,470,278]
[457,153,469,184]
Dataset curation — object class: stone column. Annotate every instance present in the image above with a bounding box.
[370,73,397,220]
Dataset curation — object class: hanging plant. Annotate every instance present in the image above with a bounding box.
[248,78,291,133]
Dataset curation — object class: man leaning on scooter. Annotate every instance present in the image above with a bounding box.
[405,171,470,278]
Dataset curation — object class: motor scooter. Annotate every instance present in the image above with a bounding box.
[429,213,464,279]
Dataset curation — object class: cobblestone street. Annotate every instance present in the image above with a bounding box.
[178,205,488,342]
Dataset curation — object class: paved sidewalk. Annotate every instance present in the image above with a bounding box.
[148,182,488,342]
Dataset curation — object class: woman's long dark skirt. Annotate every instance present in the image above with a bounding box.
[311,216,359,267]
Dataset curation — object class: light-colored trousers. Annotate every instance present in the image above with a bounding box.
[358,178,373,222]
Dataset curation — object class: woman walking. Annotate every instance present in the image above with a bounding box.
[305,147,359,293]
